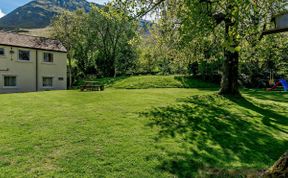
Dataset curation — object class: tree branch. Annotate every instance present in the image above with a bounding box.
[135,0,166,18]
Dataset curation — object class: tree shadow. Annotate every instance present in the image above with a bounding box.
[243,89,288,103]
[226,95,288,134]
[174,76,219,89]
[144,94,288,177]
[78,76,129,88]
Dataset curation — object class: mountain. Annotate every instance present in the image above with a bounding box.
[0,0,102,29]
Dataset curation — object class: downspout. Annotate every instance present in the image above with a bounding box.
[36,50,38,91]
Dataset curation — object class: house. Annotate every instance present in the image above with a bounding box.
[0,31,67,93]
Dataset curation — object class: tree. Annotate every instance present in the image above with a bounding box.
[135,8,195,75]
[52,4,138,81]
[120,0,286,95]
[240,33,288,87]
[52,10,86,88]
[87,5,138,77]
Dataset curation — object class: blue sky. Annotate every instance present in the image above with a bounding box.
[0,0,109,17]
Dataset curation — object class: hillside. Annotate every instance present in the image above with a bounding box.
[0,0,102,29]
[79,75,219,89]
[19,27,53,38]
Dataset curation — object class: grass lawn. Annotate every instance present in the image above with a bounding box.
[0,76,287,177]
[78,75,218,89]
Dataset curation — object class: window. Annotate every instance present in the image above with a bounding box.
[18,50,30,61]
[43,53,54,63]
[42,77,53,87]
[0,48,4,56]
[4,76,16,87]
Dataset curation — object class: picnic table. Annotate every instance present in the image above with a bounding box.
[80,81,104,91]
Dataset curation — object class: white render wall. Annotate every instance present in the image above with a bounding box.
[0,45,67,93]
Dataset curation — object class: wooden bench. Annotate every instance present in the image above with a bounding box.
[80,81,104,91]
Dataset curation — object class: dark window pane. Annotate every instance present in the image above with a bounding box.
[43,77,53,87]
[0,48,4,55]
[4,76,16,87]
[19,50,30,61]
[44,53,53,63]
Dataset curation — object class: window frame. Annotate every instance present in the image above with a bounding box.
[42,77,53,88]
[3,75,17,88]
[43,52,54,63]
[18,50,31,61]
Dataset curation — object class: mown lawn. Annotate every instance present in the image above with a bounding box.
[78,75,218,89]
[0,78,287,177]
[0,88,212,177]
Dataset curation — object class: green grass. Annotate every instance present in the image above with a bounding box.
[145,91,288,177]
[0,79,287,177]
[0,88,210,177]
[80,75,218,89]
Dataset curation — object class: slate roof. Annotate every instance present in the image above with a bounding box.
[0,31,67,52]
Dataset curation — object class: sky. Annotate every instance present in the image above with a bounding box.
[0,0,109,18]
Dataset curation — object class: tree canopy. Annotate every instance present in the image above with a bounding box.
[52,4,138,85]
[117,0,287,95]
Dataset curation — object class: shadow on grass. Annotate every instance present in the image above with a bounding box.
[78,76,129,87]
[227,95,288,134]
[243,89,288,103]
[144,94,288,177]
[174,76,219,89]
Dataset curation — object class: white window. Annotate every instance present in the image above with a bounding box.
[4,76,16,87]
[42,77,53,87]
[0,48,4,56]
[18,50,30,61]
[43,53,54,63]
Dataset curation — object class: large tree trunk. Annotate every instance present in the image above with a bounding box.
[106,58,116,77]
[264,151,288,177]
[219,20,240,96]
[219,48,240,95]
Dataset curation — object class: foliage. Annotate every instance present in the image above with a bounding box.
[50,1,288,90]
[136,26,191,75]
[86,5,138,77]
[120,0,287,95]
[136,34,161,74]
[52,4,138,82]
[240,33,288,87]
[52,10,86,88]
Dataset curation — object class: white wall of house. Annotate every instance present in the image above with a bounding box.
[0,45,67,93]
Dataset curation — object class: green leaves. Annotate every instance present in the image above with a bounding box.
[52,4,138,78]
